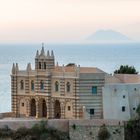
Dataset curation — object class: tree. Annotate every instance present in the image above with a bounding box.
[114,65,138,74]
[136,103,140,118]
[98,124,110,140]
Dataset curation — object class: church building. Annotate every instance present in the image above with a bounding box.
[11,45,106,119]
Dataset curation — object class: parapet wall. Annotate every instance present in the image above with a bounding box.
[69,120,124,140]
[0,112,15,119]
[0,118,69,132]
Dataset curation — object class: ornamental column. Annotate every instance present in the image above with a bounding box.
[35,98,39,118]
[60,102,65,119]
[50,99,54,119]
[25,99,30,117]
[45,98,50,119]
[17,99,20,117]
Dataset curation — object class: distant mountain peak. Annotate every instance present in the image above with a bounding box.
[87,29,132,42]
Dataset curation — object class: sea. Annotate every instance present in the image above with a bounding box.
[0,42,140,113]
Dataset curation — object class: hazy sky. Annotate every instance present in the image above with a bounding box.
[0,0,140,43]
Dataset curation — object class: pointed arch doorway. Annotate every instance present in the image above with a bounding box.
[42,99,47,117]
[54,100,61,119]
[39,99,47,117]
[30,99,36,117]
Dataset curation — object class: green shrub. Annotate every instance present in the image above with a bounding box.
[0,120,69,140]
[98,124,110,140]
[0,125,13,139]
[136,104,140,118]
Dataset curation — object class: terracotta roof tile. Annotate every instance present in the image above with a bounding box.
[53,66,106,74]
[80,67,105,73]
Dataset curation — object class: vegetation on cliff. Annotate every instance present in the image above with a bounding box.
[0,120,69,140]
[98,124,110,140]
[125,103,140,140]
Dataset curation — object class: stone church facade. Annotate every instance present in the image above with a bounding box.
[11,46,105,119]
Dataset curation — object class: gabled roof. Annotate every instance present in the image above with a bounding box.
[53,65,106,74]
[105,74,140,84]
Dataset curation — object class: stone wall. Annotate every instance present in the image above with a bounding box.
[0,118,69,132]
[0,118,124,140]
[69,120,124,140]
[0,112,14,119]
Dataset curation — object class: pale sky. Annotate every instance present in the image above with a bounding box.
[0,0,140,43]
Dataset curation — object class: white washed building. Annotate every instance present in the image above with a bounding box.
[103,74,140,120]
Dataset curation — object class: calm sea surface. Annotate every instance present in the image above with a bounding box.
[0,43,140,113]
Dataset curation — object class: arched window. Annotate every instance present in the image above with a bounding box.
[31,80,34,91]
[20,80,24,90]
[44,62,46,69]
[66,82,71,92]
[39,62,41,69]
[40,81,44,90]
[55,81,59,92]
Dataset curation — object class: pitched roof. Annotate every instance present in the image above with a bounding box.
[80,67,106,73]
[53,66,106,74]
[105,74,140,84]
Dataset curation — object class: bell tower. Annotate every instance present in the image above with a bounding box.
[35,43,55,71]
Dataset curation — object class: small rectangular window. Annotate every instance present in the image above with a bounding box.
[90,109,94,115]
[122,106,125,112]
[31,82,34,91]
[123,95,125,98]
[68,106,71,111]
[92,86,97,94]
[22,103,24,107]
